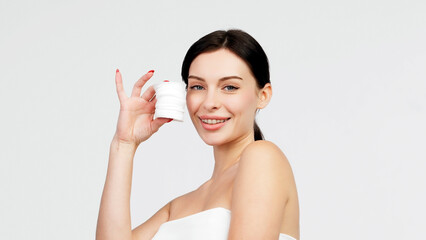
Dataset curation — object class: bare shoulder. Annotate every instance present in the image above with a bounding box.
[228,140,297,239]
[240,140,289,164]
[238,140,295,191]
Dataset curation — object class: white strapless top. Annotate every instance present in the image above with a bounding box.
[151,207,296,240]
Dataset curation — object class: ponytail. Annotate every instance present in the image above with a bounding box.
[254,121,264,141]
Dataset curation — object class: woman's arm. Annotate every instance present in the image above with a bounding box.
[96,69,172,240]
[96,137,137,240]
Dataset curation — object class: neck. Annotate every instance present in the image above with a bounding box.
[210,132,255,181]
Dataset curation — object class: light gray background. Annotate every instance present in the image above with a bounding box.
[1,0,425,239]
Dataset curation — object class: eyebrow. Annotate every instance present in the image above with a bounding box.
[188,75,243,82]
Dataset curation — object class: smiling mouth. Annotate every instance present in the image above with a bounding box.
[199,118,231,125]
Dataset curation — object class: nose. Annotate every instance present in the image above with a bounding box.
[202,89,221,111]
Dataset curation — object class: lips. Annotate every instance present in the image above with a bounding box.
[198,115,231,130]
[199,115,230,120]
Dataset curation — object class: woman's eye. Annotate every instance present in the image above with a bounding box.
[189,85,204,90]
[224,85,239,91]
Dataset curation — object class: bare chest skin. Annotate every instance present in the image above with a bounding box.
[169,163,238,218]
[168,163,299,238]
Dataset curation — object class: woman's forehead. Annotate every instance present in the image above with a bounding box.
[188,49,252,79]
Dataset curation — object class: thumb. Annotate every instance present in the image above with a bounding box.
[152,117,173,132]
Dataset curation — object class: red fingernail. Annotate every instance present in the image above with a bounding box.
[164,80,169,82]
[148,70,154,73]
[167,119,173,122]
[116,69,119,73]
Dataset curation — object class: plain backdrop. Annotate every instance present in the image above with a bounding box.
[1,0,425,239]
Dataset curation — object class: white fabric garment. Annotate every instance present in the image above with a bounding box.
[151,207,296,240]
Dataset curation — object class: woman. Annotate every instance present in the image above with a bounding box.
[96,29,300,240]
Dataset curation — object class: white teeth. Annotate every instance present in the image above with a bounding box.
[201,119,227,124]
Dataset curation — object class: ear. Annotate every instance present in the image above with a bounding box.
[256,83,272,109]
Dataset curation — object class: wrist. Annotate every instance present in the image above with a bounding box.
[111,136,138,152]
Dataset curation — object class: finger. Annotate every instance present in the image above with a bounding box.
[131,70,155,98]
[151,117,173,132]
[115,69,127,102]
[145,97,157,113]
[141,85,156,102]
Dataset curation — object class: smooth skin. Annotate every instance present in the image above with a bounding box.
[185,49,299,239]
[96,49,299,240]
[96,70,172,240]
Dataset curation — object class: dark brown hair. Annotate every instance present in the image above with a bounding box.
[181,29,270,141]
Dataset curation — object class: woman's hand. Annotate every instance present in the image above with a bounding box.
[113,69,172,146]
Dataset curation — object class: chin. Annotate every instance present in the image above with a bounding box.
[199,134,229,146]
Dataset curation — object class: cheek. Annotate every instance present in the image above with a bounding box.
[186,94,200,114]
[226,92,258,115]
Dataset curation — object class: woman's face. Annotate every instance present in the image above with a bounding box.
[186,48,262,146]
